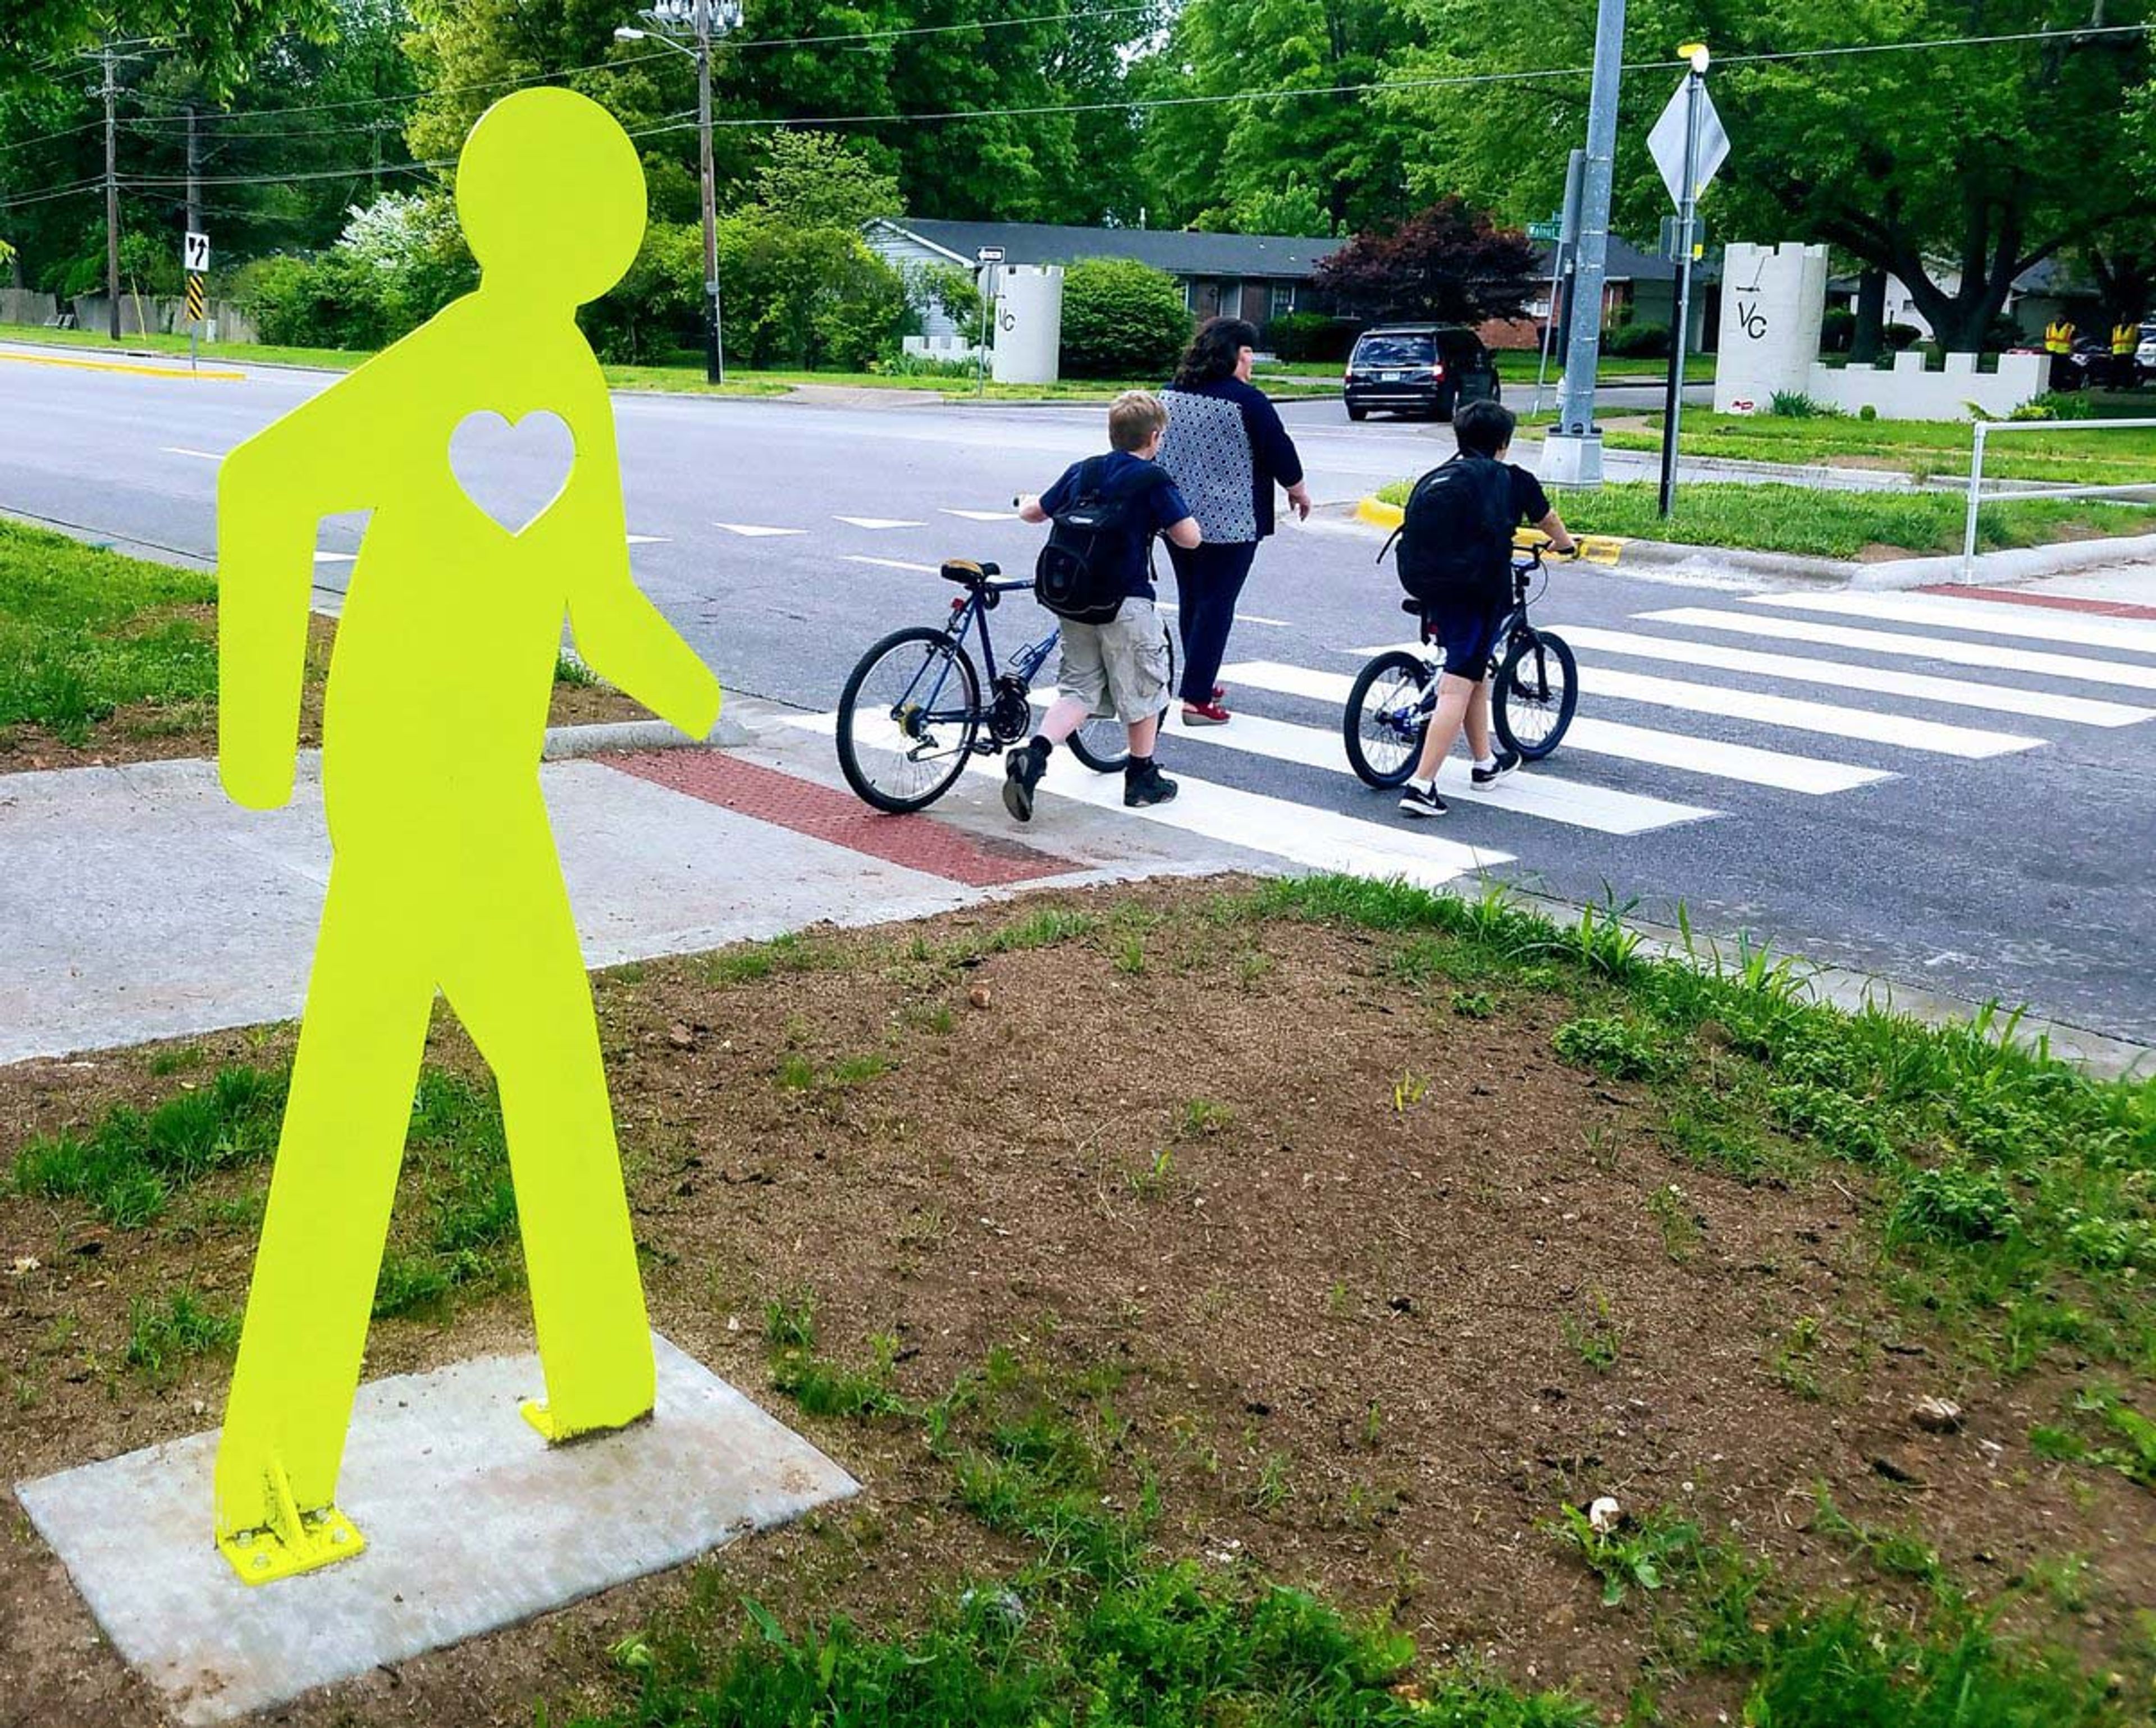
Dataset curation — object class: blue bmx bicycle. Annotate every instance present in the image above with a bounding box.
[1343,542,1581,788]
[837,557,1177,813]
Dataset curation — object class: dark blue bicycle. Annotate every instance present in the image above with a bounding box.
[837,558,1176,813]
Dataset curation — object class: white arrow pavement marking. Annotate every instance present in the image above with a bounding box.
[627,534,669,545]
[312,551,355,565]
[161,446,221,460]
[843,556,941,574]
[712,522,806,537]
[835,516,926,529]
[940,508,1014,522]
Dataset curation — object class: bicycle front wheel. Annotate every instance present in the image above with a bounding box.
[1067,618,1177,773]
[837,627,983,812]
[1343,650,1433,788]
[1492,627,1578,761]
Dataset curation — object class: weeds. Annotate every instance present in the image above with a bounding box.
[1646,1182,1700,1263]
[1563,1292,1624,1372]
[1179,1099,1231,1137]
[1552,1016,1668,1082]
[1549,1502,1702,1606]
[124,1288,240,1384]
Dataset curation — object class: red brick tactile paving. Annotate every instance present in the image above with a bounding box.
[1917,583,2156,620]
[603,749,1077,888]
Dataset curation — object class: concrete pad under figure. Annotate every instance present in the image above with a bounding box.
[14,1334,858,1726]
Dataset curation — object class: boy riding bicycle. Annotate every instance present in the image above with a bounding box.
[1006,391,1202,821]
[1396,400,1579,819]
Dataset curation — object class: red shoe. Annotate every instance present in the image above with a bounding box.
[1182,700,1232,726]
[1211,684,1227,702]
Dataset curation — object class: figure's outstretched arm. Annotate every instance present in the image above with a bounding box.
[217,369,383,809]
[564,401,721,739]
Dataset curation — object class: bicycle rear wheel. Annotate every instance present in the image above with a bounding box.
[1067,619,1177,772]
[1343,650,1433,788]
[836,627,983,812]
[1492,627,1578,761]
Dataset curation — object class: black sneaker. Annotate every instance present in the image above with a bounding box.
[1471,749,1520,788]
[1398,782,1449,819]
[1124,758,1179,807]
[1003,743,1047,822]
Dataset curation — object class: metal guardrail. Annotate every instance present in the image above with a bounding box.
[1962,415,2156,580]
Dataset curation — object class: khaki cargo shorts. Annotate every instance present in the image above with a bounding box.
[1057,598,1169,724]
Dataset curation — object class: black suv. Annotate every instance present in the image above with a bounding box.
[1342,324,1502,421]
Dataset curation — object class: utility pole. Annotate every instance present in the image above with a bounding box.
[1542,0,1625,488]
[369,121,383,196]
[185,105,202,240]
[617,0,741,385]
[102,42,120,340]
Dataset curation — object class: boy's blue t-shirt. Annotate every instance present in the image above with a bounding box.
[1038,451,1194,601]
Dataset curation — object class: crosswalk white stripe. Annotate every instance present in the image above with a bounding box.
[1226,659,1892,794]
[1638,606,2156,692]
[1036,696,1717,835]
[1231,654,2032,761]
[843,555,940,574]
[1746,589,2156,655]
[835,515,925,529]
[712,522,805,537]
[787,710,1508,886]
[1552,624,2154,728]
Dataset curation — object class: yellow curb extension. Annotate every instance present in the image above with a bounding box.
[1353,494,1629,565]
[1355,495,1405,530]
[1,349,245,382]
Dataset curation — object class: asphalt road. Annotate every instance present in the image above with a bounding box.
[5,344,2153,1045]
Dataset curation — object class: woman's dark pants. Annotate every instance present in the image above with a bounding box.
[1164,538,1260,706]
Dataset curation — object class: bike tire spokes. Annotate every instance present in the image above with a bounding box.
[841,634,980,810]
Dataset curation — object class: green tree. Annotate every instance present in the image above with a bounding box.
[1058,256,1190,378]
[749,130,899,229]
[1391,0,2153,351]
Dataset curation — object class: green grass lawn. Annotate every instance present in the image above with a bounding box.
[1375,476,2156,559]
[0,517,217,746]
[1603,408,2156,484]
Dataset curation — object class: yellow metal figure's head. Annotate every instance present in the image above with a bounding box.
[456,86,647,309]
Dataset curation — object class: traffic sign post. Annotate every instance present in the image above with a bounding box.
[1532,148,1587,414]
[974,246,1004,397]
[181,230,210,373]
[1648,49,1724,518]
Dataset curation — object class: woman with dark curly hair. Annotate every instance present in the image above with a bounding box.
[1154,316,1312,726]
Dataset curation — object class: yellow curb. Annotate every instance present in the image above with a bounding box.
[0,349,245,382]
[1355,495,1404,530]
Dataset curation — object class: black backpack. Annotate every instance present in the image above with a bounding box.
[1378,455,1515,600]
[1035,457,1166,625]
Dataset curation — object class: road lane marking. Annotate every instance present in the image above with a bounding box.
[1031,694,1716,835]
[4,351,243,381]
[1638,606,2156,691]
[312,551,355,565]
[162,446,223,460]
[789,710,1507,885]
[940,508,1013,522]
[835,515,925,529]
[712,522,805,537]
[843,555,940,574]
[626,533,669,545]
[1746,589,2156,654]
[1551,625,2153,728]
[1221,659,1897,791]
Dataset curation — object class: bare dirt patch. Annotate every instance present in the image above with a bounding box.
[1,879,2148,1726]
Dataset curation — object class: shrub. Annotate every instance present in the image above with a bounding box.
[1604,318,1670,358]
[2010,391,2095,422]
[1858,404,1878,420]
[1268,310,1356,363]
[1059,257,1191,380]
[1769,390,1846,418]
[1552,1016,1668,1081]
[1819,306,1856,353]
[1882,321,1924,350]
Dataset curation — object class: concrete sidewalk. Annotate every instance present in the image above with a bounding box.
[0,698,1278,1064]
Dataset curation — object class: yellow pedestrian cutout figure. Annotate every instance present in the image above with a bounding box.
[212,88,720,1584]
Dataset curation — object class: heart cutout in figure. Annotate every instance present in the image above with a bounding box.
[447,409,576,536]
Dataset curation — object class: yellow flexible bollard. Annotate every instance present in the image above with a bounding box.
[211,87,721,1585]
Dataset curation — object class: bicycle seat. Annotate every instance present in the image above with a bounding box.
[939,559,1002,584]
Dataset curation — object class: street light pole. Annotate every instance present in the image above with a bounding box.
[1657,45,1709,518]
[618,0,739,385]
[1544,0,1626,488]
[102,42,120,340]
